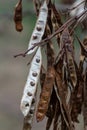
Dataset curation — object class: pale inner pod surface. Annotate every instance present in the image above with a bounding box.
[20,47,42,116]
[27,0,48,54]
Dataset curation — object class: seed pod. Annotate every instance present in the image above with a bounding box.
[46,87,58,130]
[83,67,87,130]
[77,36,87,58]
[51,3,62,27]
[23,96,36,130]
[14,0,23,32]
[40,69,46,89]
[71,62,83,122]
[76,36,87,74]
[20,47,42,116]
[36,17,55,121]
[33,0,41,15]
[61,29,77,88]
[28,1,48,54]
[36,67,55,122]
[53,100,61,130]
[51,3,62,46]
[55,59,73,130]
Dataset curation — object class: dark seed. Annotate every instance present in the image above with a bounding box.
[36,26,42,31]
[30,81,35,86]
[27,92,32,96]
[33,35,38,40]
[42,8,47,12]
[32,72,37,77]
[36,58,40,63]
[30,110,33,114]
[32,99,35,104]
[25,103,29,107]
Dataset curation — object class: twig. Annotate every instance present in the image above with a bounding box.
[67,0,85,12]
[14,8,87,58]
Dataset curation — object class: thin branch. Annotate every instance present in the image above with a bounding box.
[14,8,87,58]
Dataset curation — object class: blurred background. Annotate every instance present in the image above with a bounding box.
[0,0,86,130]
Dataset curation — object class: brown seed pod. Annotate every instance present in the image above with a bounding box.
[36,24,55,121]
[14,0,23,32]
[50,3,62,47]
[77,36,87,58]
[33,0,41,15]
[51,3,62,27]
[36,13,56,122]
[55,58,73,130]
[83,68,87,129]
[61,29,77,88]
[53,100,61,130]
[71,62,83,122]
[36,66,55,122]
[61,115,68,130]
[46,87,58,130]
[77,36,87,129]
[40,69,46,89]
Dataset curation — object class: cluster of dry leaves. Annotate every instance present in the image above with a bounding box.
[14,0,87,130]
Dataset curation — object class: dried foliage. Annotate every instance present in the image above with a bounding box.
[14,0,87,130]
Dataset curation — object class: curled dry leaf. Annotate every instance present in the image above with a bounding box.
[28,1,48,54]
[14,0,23,32]
[20,47,42,116]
